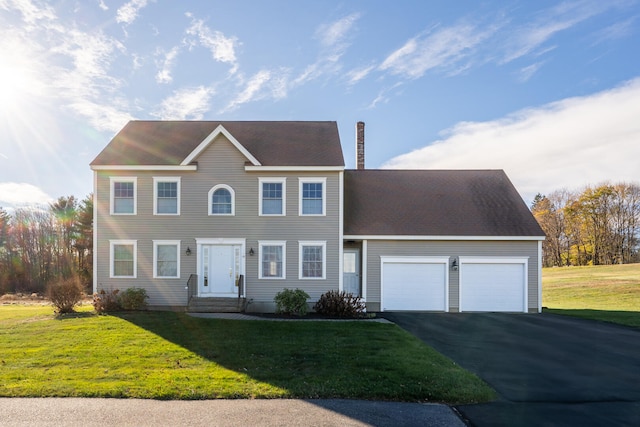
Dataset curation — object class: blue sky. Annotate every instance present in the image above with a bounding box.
[1,0,639,210]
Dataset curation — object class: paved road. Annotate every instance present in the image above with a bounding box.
[382,312,640,426]
[0,398,465,427]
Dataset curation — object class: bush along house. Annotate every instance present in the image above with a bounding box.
[91,121,545,313]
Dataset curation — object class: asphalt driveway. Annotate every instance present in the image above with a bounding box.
[382,312,640,426]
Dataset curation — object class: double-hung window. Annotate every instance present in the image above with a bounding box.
[259,178,286,216]
[110,177,136,215]
[154,177,180,215]
[153,240,180,278]
[299,178,326,216]
[110,240,137,278]
[209,184,235,215]
[259,241,286,279]
[299,241,326,279]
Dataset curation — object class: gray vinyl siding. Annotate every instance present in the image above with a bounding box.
[364,240,540,313]
[95,134,341,307]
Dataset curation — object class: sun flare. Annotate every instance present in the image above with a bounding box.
[0,62,32,113]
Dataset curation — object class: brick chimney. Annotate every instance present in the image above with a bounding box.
[356,121,365,170]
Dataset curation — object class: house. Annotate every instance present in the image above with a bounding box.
[91,121,545,313]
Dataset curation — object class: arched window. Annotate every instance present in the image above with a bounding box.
[209,185,235,215]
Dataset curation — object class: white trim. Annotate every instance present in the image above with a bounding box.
[182,124,261,166]
[92,165,197,171]
[208,184,236,216]
[362,240,368,302]
[258,240,287,280]
[538,240,543,313]
[109,176,137,215]
[196,237,246,245]
[380,256,450,312]
[245,166,344,172]
[299,240,327,280]
[153,240,181,279]
[195,238,247,298]
[338,171,344,291]
[153,176,181,216]
[259,177,286,216]
[109,240,137,279]
[343,234,546,241]
[299,177,327,216]
[458,256,529,313]
[92,172,98,294]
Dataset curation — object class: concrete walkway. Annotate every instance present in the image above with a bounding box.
[0,398,465,427]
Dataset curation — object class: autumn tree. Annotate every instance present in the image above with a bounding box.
[534,182,640,267]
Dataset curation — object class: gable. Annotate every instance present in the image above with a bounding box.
[344,169,545,238]
[182,124,261,166]
[90,121,345,168]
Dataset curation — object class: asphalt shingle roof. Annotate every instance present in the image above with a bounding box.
[344,169,545,237]
[91,121,345,167]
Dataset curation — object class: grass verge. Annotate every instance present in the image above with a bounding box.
[543,263,640,328]
[0,305,495,403]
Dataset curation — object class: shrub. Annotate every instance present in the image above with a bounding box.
[47,278,83,314]
[119,287,148,310]
[314,290,366,318]
[274,288,310,316]
[93,289,121,314]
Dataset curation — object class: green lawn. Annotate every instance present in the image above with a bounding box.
[543,263,640,328]
[0,305,495,404]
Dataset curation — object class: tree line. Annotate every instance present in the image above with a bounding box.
[0,195,93,295]
[532,183,640,267]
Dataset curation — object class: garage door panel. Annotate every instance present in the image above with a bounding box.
[460,261,526,312]
[382,261,446,311]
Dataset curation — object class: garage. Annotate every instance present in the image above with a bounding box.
[459,257,528,312]
[381,257,448,311]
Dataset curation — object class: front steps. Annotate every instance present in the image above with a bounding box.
[187,297,246,313]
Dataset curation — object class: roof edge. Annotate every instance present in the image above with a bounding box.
[181,124,262,166]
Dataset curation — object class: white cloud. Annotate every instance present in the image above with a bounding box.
[501,1,611,63]
[154,86,213,120]
[116,0,149,25]
[185,16,239,73]
[346,64,375,85]
[316,12,360,47]
[383,78,640,202]
[0,182,53,208]
[67,99,134,133]
[292,13,361,87]
[518,61,544,82]
[379,23,497,79]
[155,46,180,84]
[366,82,403,109]
[0,0,56,24]
[592,17,637,44]
[224,68,290,112]
[98,0,108,11]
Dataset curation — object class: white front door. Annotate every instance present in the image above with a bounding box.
[343,249,360,296]
[200,244,240,297]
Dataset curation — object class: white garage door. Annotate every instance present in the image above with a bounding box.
[459,258,528,312]
[381,257,448,311]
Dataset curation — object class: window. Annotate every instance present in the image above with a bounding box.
[299,241,326,279]
[110,240,137,278]
[154,177,180,215]
[110,177,137,215]
[259,241,286,279]
[299,178,326,215]
[153,240,180,278]
[209,184,235,215]
[259,178,286,216]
